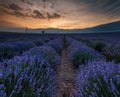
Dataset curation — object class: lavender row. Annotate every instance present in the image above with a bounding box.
[0,41,36,62]
[81,38,120,63]
[44,37,64,54]
[0,37,63,97]
[24,37,64,70]
[70,37,120,96]
[75,61,120,97]
[66,37,104,68]
[0,55,56,97]
[0,36,53,63]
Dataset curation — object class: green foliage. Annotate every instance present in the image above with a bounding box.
[71,50,96,68]
[83,76,120,97]
[88,42,106,52]
[0,46,18,60]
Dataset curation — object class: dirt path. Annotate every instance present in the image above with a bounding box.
[55,37,76,97]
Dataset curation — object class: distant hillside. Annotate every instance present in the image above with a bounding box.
[82,21,120,33]
[0,21,120,33]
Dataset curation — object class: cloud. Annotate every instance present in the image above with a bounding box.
[47,12,61,20]
[1,0,120,19]
[33,10,45,19]
[0,2,61,20]
[32,10,61,20]
[42,0,46,2]
[1,3,27,17]
[0,1,61,19]
[0,0,120,29]
[8,3,23,11]
[21,0,34,5]
[0,7,11,15]
[13,11,26,17]
[21,0,25,2]
[53,13,61,18]
[0,2,25,15]
[76,0,120,17]
[0,2,31,18]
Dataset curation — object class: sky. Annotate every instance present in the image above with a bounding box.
[0,0,120,29]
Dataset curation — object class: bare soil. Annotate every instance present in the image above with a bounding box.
[55,37,76,97]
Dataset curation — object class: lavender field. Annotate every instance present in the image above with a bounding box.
[0,33,120,97]
[1,0,120,96]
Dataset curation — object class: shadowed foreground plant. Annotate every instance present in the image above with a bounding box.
[76,61,120,97]
[0,55,56,97]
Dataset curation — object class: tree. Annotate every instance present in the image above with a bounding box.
[42,30,45,34]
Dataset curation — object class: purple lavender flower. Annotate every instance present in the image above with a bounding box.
[0,54,56,97]
[75,61,120,97]
[67,37,104,68]
[0,41,35,62]
[44,38,64,54]
[0,37,63,97]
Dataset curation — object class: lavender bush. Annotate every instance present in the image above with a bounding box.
[88,42,106,52]
[85,39,120,63]
[10,41,36,53]
[44,38,64,54]
[0,37,63,97]
[103,44,120,63]
[0,36,61,97]
[0,55,56,97]
[32,39,45,46]
[0,43,19,62]
[0,41,35,62]
[67,37,104,68]
[24,46,61,71]
[43,38,51,43]
[85,40,110,61]
[76,61,120,97]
